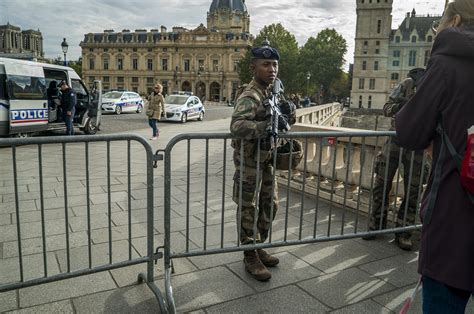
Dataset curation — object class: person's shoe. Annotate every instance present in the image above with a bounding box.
[243,250,271,281]
[150,137,158,141]
[395,234,413,251]
[257,249,279,267]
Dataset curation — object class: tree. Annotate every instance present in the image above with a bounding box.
[69,57,82,78]
[238,23,300,94]
[299,28,347,102]
[329,71,350,102]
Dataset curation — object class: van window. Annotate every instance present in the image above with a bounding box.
[71,79,87,95]
[7,75,46,100]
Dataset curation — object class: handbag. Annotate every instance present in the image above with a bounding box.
[146,108,154,118]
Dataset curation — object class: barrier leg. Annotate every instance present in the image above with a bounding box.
[138,272,168,313]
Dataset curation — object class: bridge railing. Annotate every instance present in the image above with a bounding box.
[295,103,342,126]
[281,124,430,216]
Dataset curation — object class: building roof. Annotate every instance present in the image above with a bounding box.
[209,0,247,13]
[392,13,440,41]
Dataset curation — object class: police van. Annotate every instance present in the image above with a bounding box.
[0,57,102,137]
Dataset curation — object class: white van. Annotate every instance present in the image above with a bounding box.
[0,57,102,137]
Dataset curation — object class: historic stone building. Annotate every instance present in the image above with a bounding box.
[0,23,44,61]
[351,0,440,109]
[80,0,252,101]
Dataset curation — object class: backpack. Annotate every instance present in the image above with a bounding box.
[424,122,474,224]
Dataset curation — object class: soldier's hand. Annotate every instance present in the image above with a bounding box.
[66,111,72,116]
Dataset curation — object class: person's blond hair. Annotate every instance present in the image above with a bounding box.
[444,0,474,26]
[154,83,163,91]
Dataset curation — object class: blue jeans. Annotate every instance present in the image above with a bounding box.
[148,119,158,137]
[64,107,75,136]
[423,276,473,313]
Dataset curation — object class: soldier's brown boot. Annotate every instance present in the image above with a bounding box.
[395,234,413,251]
[243,250,271,281]
[257,249,279,267]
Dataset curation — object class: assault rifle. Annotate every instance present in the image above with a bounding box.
[263,78,290,147]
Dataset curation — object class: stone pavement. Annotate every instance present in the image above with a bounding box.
[0,118,473,313]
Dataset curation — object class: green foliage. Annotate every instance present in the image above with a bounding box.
[237,25,348,102]
[299,29,347,101]
[69,57,83,78]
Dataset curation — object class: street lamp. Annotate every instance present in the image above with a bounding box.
[306,72,311,96]
[61,38,69,66]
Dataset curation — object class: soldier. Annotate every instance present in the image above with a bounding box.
[230,41,295,281]
[363,68,426,250]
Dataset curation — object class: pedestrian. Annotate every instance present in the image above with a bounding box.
[396,0,474,311]
[230,40,296,282]
[147,83,164,140]
[58,80,76,135]
[363,68,426,251]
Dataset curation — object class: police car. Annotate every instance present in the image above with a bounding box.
[163,92,205,123]
[101,91,144,115]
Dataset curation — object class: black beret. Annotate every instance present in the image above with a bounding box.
[251,46,280,61]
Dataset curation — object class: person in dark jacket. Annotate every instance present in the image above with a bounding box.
[395,1,474,312]
[58,80,76,135]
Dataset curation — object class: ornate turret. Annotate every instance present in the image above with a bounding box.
[207,0,250,33]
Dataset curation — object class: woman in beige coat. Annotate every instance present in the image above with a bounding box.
[147,84,165,140]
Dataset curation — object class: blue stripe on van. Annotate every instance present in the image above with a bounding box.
[0,102,9,109]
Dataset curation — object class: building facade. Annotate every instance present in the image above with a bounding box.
[80,0,252,101]
[0,23,44,61]
[351,0,440,109]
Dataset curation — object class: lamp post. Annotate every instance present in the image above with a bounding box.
[61,38,69,66]
[306,72,311,96]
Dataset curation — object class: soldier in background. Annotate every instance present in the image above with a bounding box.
[363,68,426,250]
[230,41,295,281]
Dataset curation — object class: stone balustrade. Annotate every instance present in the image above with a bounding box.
[279,121,428,217]
[295,103,342,127]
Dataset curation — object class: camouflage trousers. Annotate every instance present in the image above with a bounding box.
[369,140,426,237]
[232,152,278,245]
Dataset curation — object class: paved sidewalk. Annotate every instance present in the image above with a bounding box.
[0,118,472,313]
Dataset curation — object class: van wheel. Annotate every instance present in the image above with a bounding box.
[198,111,204,121]
[13,132,31,138]
[84,117,98,135]
[181,113,187,123]
[115,106,122,115]
[136,105,143,113]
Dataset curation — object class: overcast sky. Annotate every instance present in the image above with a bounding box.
[1,0,445,67]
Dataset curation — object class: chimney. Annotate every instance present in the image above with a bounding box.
[411,8,416,17]
[160,25,167,33]
[406,12,411,30]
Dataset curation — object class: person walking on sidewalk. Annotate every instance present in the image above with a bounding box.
[363,68,426,251]
[230,40,284,282]
[396,0,474,311]
[147,84,164,140]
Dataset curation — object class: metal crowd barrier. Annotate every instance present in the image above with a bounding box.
[0,134,167,312]
[0,131,430,313]
[160,131,429,313]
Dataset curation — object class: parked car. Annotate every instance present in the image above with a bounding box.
[163,92,205,123]
[101,91,144,114]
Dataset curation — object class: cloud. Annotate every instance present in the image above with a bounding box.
[1,0,445,69]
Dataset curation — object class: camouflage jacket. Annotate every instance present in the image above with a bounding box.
[384,78,415,129]
[230,79,273,161]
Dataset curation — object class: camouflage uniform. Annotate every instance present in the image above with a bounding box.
[370,78,425,238]
[230,79,279,245]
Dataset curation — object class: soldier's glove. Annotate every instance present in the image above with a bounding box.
[278,100,297,126]
[277,115,290,132]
